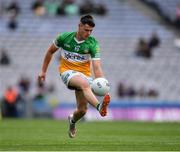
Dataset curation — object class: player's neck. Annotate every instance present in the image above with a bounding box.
[75,32,84,41]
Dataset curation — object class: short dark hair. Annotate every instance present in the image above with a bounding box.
[80,15,95,27]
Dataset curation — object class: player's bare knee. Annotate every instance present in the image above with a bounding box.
[80,80,90,90]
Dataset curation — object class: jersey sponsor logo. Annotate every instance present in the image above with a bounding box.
[61,49,90,62]
[64,52,85,60]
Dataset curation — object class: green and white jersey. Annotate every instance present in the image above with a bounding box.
[53,32,100,76]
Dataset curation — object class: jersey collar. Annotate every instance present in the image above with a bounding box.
[74,37,85,44]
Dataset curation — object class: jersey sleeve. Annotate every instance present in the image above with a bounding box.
[53,32,70,48]
[90,39,101,60]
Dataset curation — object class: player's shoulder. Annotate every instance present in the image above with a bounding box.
[86,36,99,44]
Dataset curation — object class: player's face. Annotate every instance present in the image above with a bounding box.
[79,23,94,40]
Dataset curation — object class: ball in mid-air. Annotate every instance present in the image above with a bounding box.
[91,77,110,96]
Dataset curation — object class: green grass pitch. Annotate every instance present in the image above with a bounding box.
[0,119,180,151]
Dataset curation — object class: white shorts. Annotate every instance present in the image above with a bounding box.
[60,70,93,88]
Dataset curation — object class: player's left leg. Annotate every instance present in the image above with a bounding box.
[99,94,111,117]
[68,73,110,117]
[68,90,88,138]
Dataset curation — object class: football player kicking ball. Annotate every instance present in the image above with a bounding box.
[38,15,110,138]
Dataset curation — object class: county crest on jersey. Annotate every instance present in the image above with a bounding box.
[53,32,100,76]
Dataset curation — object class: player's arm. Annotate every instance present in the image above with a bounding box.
[92,59,104,78]
[90,39,104,78]
[38,43,58,83]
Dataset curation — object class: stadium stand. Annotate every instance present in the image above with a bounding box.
[0,0,180,106]
[140,0,180,28]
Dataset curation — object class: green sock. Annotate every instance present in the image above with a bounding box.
[96,103,101,111]
[71,116,76,124]
[71,119,75,124]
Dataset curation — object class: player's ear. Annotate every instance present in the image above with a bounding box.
[79,23,83,28]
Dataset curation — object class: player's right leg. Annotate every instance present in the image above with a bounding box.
[68,114,76,138]
[68,90,88,138]
[73,90,88,122]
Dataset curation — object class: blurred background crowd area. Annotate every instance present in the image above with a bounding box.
[0,0,180,118]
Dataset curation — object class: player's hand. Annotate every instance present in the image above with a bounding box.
[38,72,46,83]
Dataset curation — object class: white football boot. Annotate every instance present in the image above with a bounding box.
[68,114,76,138]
